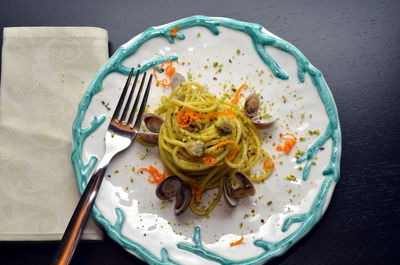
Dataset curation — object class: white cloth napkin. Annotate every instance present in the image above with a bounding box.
[0,27,108,241]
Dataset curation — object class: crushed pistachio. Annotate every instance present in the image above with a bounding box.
[267,200,273,205]
[295,150,305,159]
[299,137,306,142]
[113,170,119,174]
[300,112,305,121]
[282,95,287,103]
[236,49,241,55]
[285,174,297,181]
[196,32,201,37]
[308,129,320,135]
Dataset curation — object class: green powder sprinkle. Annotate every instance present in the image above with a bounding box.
[285,174,297,181]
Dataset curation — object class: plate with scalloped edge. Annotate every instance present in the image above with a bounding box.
[72,15,341,265]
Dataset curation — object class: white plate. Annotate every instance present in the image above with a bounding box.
[72,16,341,265]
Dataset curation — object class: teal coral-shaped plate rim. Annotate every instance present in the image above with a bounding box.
[71,15,341,264]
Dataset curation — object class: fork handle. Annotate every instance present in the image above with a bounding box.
[51,165,108,265]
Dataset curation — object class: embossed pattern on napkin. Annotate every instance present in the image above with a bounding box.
[0,27,108,240]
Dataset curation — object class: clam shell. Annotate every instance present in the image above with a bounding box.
[143,113,163,133]
[244,93,260,117]
[251,116,275,129]
[171,72,186,90]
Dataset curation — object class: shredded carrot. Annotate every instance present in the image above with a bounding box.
[139,166,166,184]
[169,28,177,37]
[191,186,203,202]
[276,133,297,154]
[263,159,275,169]
[165,62,176,78]
[231,84,247,104]
[212,140,238,160]
[169,26,181,37]
[176,109,196,128]
[153,60,176,87]
[202,156,216,166]
[230,236,244,246]
[176,110,235,128]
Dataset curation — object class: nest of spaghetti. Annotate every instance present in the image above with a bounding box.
[145,81,274,216]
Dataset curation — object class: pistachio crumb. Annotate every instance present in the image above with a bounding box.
[285,174,297,181]
[308,129,320,135]
[295,150,305,159]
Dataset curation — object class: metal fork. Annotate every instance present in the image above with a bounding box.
[51,68,153,265]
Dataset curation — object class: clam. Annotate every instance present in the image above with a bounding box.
[216,118,233,135]
[138,113,163,144]
[244,93,275,129]
[171,72,186,90]
[244,93,260,117]
[223,176,238,207]
[223,172,255,207]
[251,116,275,129]
[185,139,205,157]
[156,175,191,215]
[137,132,159,145]
[143,113,163,133]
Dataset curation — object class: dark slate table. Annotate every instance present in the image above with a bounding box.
[1,0,399,264]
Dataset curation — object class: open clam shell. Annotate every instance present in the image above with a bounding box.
[223,172,255,207]
[223,175,238,207]
[251,116,275,129]
[138,113,163,144]
[171,72,186,90]
[143,113,163,133]
[155,176,191,216]
[244,93,260,117]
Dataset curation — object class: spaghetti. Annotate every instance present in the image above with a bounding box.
[155,81,265,216]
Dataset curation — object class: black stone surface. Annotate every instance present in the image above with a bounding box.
[1,0,399,264]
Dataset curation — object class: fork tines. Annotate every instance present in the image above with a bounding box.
[112,67,153,129]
